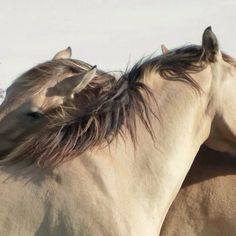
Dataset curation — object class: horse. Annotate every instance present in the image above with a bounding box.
[1,27,236,235]
[159,45,236,235]
[160,145,236,235]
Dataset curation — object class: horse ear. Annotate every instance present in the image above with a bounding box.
[50,66,97,99]
[202,26,219,62]
[53,47,72,60]
[161,44,169,54]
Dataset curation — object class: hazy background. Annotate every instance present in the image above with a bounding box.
[0,0,235,90]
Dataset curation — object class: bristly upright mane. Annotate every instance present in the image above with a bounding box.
[2,45,235,167]
[124,45,207,91]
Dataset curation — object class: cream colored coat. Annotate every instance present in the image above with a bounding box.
[161,145,236,236]
[1,28,236,235]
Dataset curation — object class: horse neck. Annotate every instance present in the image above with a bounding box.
[153,77,214,228]
[81,70,214,234]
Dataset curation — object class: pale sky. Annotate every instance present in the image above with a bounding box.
[0,0,235,89]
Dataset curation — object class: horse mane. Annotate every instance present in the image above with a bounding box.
[2,45,235,167]
[14,59,94,92]
[125,45,205,91]
[2,58,155,167]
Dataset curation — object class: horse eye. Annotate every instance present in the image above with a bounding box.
[26,112,44,119]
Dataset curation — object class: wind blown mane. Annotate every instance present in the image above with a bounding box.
[2,45,235,167]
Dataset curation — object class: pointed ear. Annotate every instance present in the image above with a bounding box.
[161,44,169,54]
[53,47,72,60]
[202,26,219,62]
[49,66,97,99]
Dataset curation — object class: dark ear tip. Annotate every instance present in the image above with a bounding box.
[202,26,219,62]
[203,26,213,36]
[67,47,72,55]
